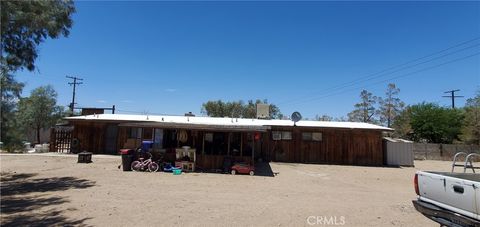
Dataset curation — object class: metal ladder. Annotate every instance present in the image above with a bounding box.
[451,152,480,173]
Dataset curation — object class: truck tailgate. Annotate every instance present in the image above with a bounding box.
[417,171,480,220]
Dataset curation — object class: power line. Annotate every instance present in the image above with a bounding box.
[286,51,480,107]
[442,89,464,109]
[278,36,480,106]
[66,76,83,112]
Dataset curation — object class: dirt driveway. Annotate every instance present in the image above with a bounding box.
[1,153,449,226]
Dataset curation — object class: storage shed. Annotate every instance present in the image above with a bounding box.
[383,137,414,166]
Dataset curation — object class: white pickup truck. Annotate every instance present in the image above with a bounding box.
[413,153,480,227]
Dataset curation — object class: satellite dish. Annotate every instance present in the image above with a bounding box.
[291,111,302,125]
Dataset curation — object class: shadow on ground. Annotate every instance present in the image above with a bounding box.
[1,173,95,196]
[0,172,95,227]
[255,162,276,177]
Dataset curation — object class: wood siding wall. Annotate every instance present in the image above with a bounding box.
[72,122,109,154]
[71,122,384,166]
[263,127,384,166]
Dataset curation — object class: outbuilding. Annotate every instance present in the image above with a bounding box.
[383,137,414,166]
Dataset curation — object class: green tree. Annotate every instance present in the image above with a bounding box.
[201,99,282,119]
[243,99,282,119]
[409,102,464,144]
[17,86,63,144]
[0,0,75,149]
[334,116,348,122]
[391,106,412,139]
[378,83,405,127]
[243,100,259,118]
[1,0,75,72]
[0,73,25,149]
[460,91,480,145]
[315,114,333,121]
[201,100,242,118]
[348,90,378,123]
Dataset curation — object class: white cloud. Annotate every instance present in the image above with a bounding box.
[121,100,133,103]
[96,100,107,103]
[165,88,177,92]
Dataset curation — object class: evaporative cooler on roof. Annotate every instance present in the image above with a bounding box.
[256,103,270,119]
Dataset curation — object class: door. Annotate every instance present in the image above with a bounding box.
[104,124,118,154]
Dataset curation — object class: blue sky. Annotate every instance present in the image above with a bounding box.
[17,1,480,119]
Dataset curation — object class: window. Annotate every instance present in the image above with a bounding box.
[153,129,163,149]
[143,128,153,140]
[272,131,292,141]
[312,132,322,141]
[230,133,241,156]
[302,132,322,141]
[272,131,282,141]
[203,132,228,155]
[128,128,142,139]
[205,133,213,142]
[281,131,292,140]
[163,129,177,148]
[302,132,312,141]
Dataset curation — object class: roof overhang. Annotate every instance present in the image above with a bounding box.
[118,122,270,132]
[64,114,393,132]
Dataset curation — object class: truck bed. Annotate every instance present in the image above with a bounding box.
[416,171,480,222]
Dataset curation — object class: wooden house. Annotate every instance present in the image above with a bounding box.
[60,114,392,169]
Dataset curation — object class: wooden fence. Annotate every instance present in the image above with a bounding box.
[50,126,74,153]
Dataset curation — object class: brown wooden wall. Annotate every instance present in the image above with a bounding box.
[71,122,384,166]
[262,127,384,166]
[72,122,108,154]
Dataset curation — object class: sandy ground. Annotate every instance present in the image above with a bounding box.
[0,153,461,227]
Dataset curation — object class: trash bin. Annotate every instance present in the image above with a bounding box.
[141,140,153,152]
[120,149,134,171]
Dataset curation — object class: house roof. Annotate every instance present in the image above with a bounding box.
[65,114,393,131]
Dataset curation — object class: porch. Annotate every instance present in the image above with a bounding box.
[117,122,268,170]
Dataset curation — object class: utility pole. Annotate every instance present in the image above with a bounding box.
[66,76,83,113]
[442,89,464,109]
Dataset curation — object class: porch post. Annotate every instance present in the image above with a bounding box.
[240,133,243,157]
[227,132,231,155]
[192,130,196,148]
[202,132,205,155]
[252,132,255,165]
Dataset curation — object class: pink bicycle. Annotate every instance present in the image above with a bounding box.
[131,151,159,172]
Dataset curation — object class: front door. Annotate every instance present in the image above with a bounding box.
[104,124,118,154]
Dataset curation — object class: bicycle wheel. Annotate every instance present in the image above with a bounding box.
[148,162,159,172]
[131,161,142,172]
